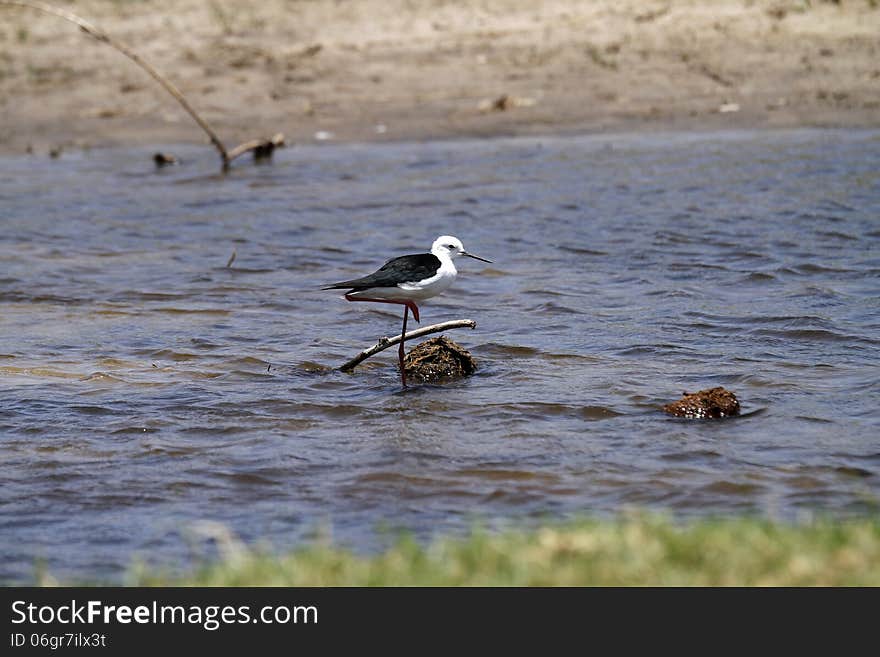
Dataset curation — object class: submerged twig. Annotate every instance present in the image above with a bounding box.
[1,0,284,170]
[339,319,476,372]
[226,133,286,163]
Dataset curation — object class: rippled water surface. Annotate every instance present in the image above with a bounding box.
[1,129,879,583]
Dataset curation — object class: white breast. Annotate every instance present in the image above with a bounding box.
[399,258,458,300]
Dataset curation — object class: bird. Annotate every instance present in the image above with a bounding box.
[324,235,492,386]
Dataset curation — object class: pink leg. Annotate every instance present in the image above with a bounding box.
[344,295,420,322]
[399,305,408,387]
[344,295,421,386]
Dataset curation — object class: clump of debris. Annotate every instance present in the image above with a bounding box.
[663,387,741,419]
[401,336,477,382]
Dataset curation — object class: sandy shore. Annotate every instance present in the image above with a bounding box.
[0,0,878,155]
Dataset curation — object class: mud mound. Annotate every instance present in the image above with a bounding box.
[663,387,741,419]
[402,336,476,382]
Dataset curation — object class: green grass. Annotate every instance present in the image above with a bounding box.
[128,515,880,586]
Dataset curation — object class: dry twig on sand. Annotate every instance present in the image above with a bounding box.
[339,319,476,372]
[1,0,284,170]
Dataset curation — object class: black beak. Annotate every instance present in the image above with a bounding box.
[462,251,492,264]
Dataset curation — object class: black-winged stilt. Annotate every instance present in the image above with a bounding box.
[324,235,491,386]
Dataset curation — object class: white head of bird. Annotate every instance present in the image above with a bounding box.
[431,235,492,266]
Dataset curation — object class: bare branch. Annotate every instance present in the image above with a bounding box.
[339,320,476,372]
[1,1,286,170]
[225,133,286,164]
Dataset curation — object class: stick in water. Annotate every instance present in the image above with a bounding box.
[339,319,476,372]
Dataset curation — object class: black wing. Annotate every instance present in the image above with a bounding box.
[323,253,441,291]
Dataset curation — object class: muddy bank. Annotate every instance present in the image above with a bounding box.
[0,0,878,155]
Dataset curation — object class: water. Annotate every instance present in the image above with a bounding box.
[1,129,878,584]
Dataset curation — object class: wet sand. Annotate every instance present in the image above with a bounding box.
[0,0,878,154]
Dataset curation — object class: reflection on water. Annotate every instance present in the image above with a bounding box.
[1,129,879,583]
